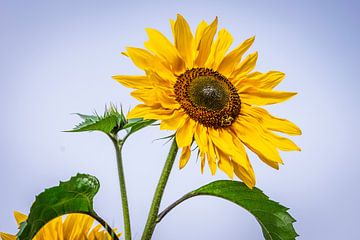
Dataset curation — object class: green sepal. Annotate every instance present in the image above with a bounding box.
[17,173,100,240]
[192,180,298,240]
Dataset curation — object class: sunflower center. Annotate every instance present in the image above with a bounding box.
[189,76,229,111]
[174,68,241,128]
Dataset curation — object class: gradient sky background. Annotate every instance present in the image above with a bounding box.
[1,0,359,239]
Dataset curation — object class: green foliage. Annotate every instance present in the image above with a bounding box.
[191,180,298,240]
[17,174,100,240]
[123,118,156,135]
[66,105,156,137]
[66,105,126,134]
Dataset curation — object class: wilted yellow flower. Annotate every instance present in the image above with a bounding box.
[0,211,121,240]
[113,14,301,188]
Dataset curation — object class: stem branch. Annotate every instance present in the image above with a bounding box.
[156,192,196,223]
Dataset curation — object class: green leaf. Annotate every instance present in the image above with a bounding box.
[159,180,298,240]
[66,106,155,138]
[66,104,127,134]
[123,118,156,135]
[75,113,99,121]
[193,181,298,240]
[17,173,100,240]
[67,113,119,133]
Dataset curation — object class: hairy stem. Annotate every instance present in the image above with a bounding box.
[141,139,178,240]
[110,135,132,240]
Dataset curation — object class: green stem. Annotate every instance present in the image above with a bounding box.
[141,139,178,240]
[110,135,132,240]
[156,192,196,223]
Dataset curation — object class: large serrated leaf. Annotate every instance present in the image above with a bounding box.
[192,180,298,240]
[157,181,298,239]
[17,173,100,240]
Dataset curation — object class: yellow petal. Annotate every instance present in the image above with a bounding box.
[228,131,256,187]
[210,129,250,172]
[193,124,209,173]
[233,117,283,169]
[233,71,285,91]
[207,128,233,155]
[233,161,256,188]
[230,51,258,79]
[176,118,196,147]
[240,87,297,106]
[0,233,16,240]
[265,117,301,136]
[55,217,64,239]
[156,93,180,110]
[174,14,194,67]
[147,71,173,90]
[160,110,187,130]
[216,148,234,179]
[205,28,233,69]
[217,36,255,76]
[135,86,172,101]
[131,88,179,109]
[241,104,301,135]
[200,151,206,173]
[195,17,218,66]
[112,75,149,89]
[194,124,208,152]
[127,104,154,119]
[62,214,78,239]
[14,211,27,226]
[127,104,174,120]
[179,146,191,169]
[126,47,159,69]
[36,215,64,240]
[194,20,209,52]
[207,139,217,175]
[144,28,185,73]
[113,71,174,92]
[230,132,252,170]
[266,131,301,151]
[126,47,176,83]
[170,19,175,39]
[90,223,120,240]
[88,225,102,239]
[63,214,95,239]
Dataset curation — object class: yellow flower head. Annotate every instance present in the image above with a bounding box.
[0,211,121,240]
[113,14,301,188]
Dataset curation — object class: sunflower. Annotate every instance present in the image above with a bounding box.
[0,211,121,240]
[113,14,301,188]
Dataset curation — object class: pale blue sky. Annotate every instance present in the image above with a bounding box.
[0,0,359,239]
